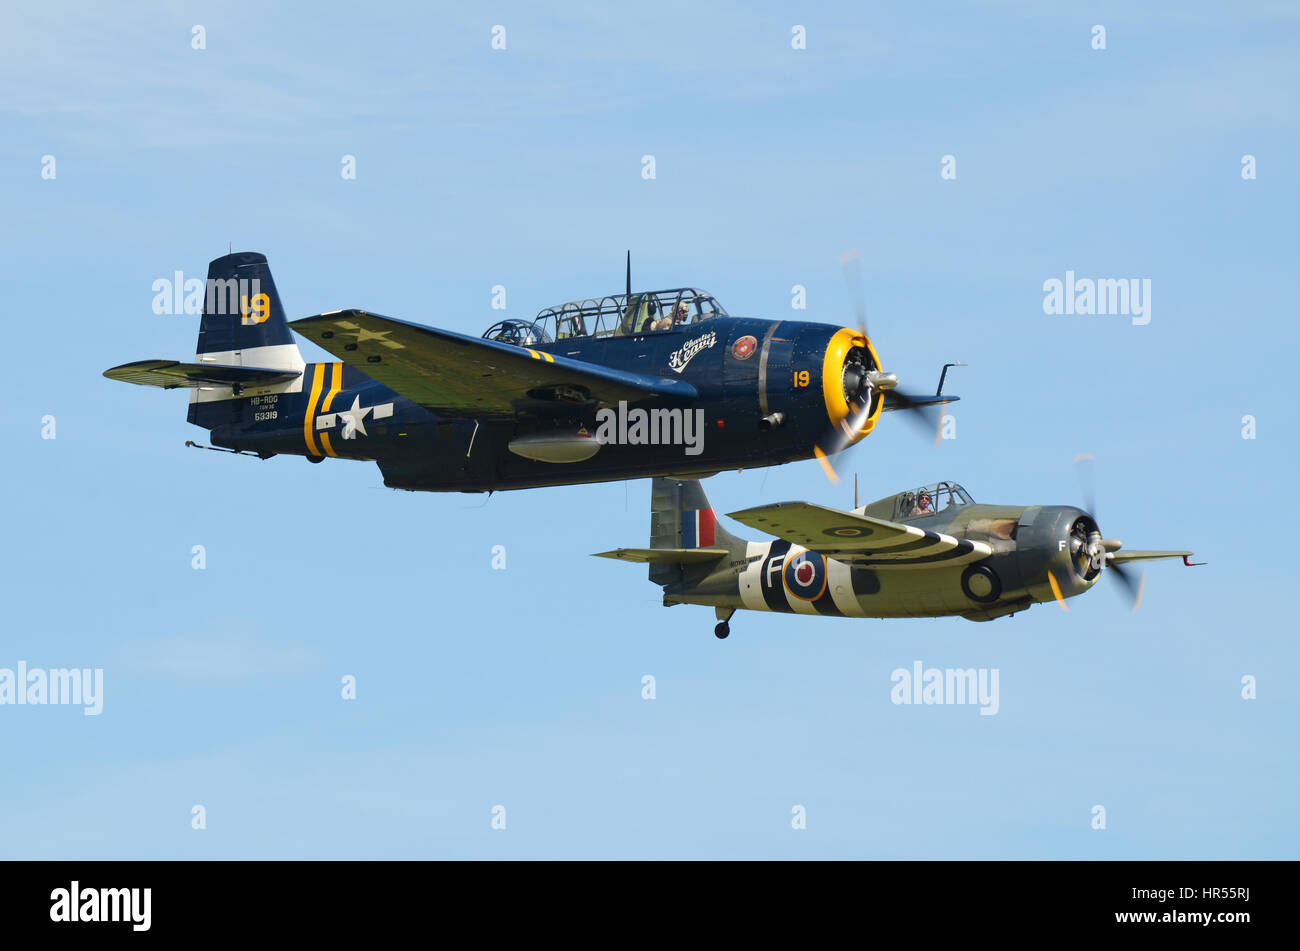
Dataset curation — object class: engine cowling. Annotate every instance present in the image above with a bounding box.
[1014,506,1105,603]
[820,327,884,446]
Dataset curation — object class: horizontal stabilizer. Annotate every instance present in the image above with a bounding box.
[882,392,959,411]
[104,360,301,389]
[1108,549,1193,564]
[593,547,728,564]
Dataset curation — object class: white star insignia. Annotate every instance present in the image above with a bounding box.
[336,395,372,439]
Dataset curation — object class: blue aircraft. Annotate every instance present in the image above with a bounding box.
[105,251,960,492]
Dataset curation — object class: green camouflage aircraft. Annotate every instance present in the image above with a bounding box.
[596,477,1200,638]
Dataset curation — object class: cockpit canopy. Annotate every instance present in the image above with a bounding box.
[893,482,974,520]
[864,481,974,521]
[482,318,552,347]
[483,289,727,345]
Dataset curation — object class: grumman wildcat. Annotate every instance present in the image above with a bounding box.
[596,478,1199,637]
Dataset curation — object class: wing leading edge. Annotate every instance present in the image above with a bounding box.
[1108,550,1194,564]
[289,309,698,417]
[727,501,993,569]
[592,547,729,564]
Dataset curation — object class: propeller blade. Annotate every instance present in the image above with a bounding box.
[1109,561,1145,613]
[1073,451,1097,518]
[812,396,873,483]
[886,388,944,437]
[816,246,942,482]
[813,446,840,484]
[1046,571,1069,612]
[814,389,947,484]
[839,248,868,337]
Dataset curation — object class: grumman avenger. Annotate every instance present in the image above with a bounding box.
[104,250,957,492]
[595,477,1201,638]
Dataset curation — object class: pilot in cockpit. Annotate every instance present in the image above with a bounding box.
[652,300,689,332]
[909,490,933,517]
[650,301,671,331]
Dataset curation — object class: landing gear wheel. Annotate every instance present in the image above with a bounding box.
[714,622,730,640]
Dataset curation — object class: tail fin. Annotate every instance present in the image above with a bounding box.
[185,252,306,431]
[194,251,303,370]
[103,251,311,437]
[650,477,741,553]
[592,478,744,583]
[104,253,307,418]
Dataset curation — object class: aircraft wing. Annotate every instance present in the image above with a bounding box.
[289,309,697,417]
[726,501,993,569]
[881,391,958,411]
[1108,550,1194,564]
[104,360,301,389]
[593,547,729,564]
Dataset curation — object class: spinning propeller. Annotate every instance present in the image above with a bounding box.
[813,249,956,483]
[1047,453,1200,613]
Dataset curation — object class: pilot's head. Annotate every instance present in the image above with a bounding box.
[918,492,932,509]
[674,301,690,322]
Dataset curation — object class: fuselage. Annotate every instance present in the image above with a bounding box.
[662,503,1100,622]
[200,316,877,491]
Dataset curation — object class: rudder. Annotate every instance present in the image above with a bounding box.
[195,251,303,370]
[187,251,306,431]
[649,477,742,584]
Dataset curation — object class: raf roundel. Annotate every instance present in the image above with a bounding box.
[822,525,872,538]
[782,551,828,601]
[730,335,757,361]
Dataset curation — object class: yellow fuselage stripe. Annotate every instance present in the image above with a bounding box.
[319,362,343,457]
[303,363,325,456]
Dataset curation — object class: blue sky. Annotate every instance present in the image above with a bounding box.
[1,1,1296,858]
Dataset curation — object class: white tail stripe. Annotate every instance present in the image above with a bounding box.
[193,344,305,371]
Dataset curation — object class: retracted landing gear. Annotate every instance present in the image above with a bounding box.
[714,607,735,640]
